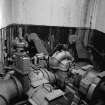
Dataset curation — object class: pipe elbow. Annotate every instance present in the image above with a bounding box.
[52,51,73,61]
[28,33,48,54]
[49,51,74,71]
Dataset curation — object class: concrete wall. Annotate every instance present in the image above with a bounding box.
[0,0,105,31]
[0,0,12,65]
[94,0,105,33]
[11,0,92,27]
[88,0,105,33]
[0,0,12,28]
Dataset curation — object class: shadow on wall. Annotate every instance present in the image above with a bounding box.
[1,24,105,71]
[11,24,76,53]
[88,30,105,71]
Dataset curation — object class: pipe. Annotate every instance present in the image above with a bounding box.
[52,51,73,61]
[49,51,74,70]
[40,68,56,83]
[28,33,48,54]
[0,77,23,105]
